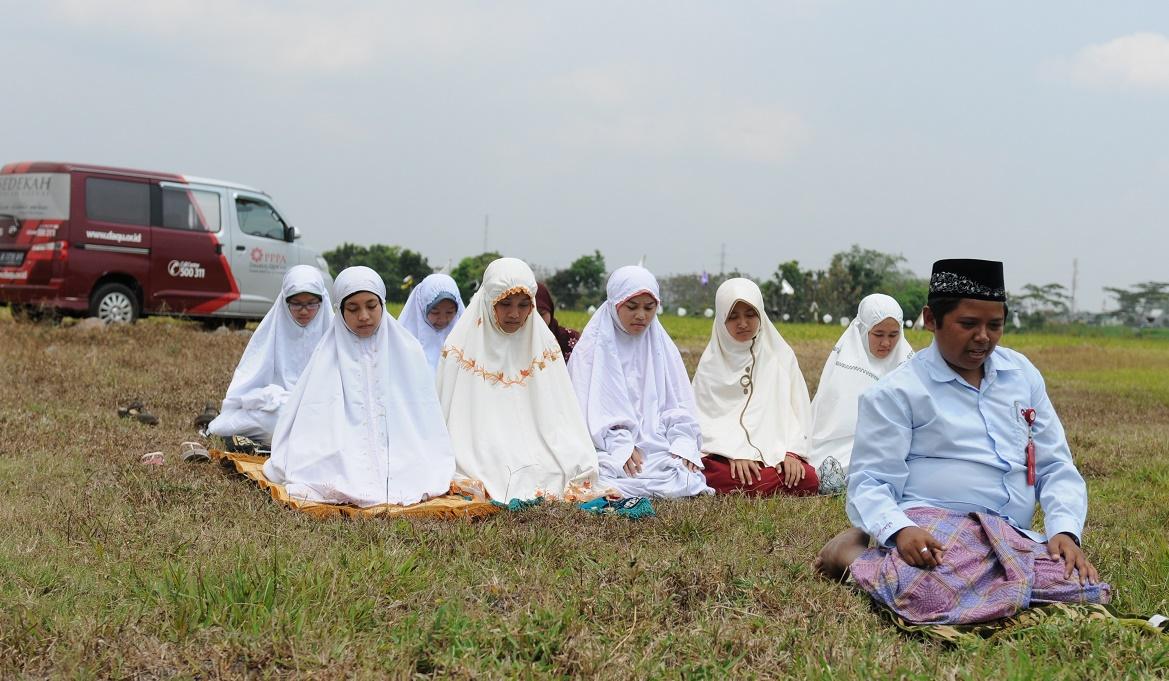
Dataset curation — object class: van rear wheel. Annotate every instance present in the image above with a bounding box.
[91,283,139,324]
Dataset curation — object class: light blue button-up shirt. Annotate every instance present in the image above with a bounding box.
[846,341,1087,547]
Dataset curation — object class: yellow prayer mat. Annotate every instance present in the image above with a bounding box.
[209,450,500,521]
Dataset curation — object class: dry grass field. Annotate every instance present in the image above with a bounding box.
[1,312,1167,678]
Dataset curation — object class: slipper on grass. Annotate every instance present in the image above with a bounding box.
[117,400,145,418]
[140,451,164,466]
[193,401,219,430]
[136,411,159,426]
[180,441,211,463]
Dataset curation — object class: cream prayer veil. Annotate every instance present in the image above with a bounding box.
[399,273,465,372]
[692,278,811,467]
[208,265,333,439]
[435,257,599,502]
[807,293,913,473]
[262,266,456,507]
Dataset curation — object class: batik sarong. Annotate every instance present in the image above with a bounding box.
[850,506,1111,625]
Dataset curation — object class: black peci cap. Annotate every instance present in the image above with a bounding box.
[928,259,1006,302]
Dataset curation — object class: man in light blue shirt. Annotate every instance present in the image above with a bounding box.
[815,259,1101,605]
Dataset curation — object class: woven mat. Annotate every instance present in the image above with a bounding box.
[210,449,500,520]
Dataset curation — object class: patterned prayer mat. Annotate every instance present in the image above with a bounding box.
[880,601,1169,645]
[209,449,500,520]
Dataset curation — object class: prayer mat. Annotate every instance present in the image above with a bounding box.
[879,601,1169,645]
[210,449,499,520]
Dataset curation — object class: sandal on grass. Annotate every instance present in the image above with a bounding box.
[193,401,219,430]
[117,400,145,418]
[140,451,164,466]
[180,441,211,463]
[136,411,159,426]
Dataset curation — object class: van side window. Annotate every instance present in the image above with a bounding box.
[86,178,149,225]
[162,188,221,232]
[236,198,287,241]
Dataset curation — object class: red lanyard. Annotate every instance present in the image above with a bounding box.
[1022,408,1037,485]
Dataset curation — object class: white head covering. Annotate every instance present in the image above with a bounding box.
[263,266,456,507]
[399,273,465,372]
[807,293,914,472]
[691,278,811,467]
[436,257,599,502]
[567,265,703,467]
[220,265,333,405]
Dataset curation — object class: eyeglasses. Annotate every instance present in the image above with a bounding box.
[287,301,322,312]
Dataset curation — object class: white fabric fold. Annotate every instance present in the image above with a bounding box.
[208,265,333,441]
[263,266,456,507]
[567,265,712,498]
[435,257,599,502]
[691,278,811,467]
[807,293,914,473]
[399,273,465,372]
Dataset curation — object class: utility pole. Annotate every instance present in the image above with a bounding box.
[719,243,726,276]
[1070,258,1079,316]
[483,214,489,253]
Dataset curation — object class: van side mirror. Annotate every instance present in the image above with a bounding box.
[285,225,302,242]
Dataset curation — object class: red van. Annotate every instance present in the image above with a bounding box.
[0,161,331,323]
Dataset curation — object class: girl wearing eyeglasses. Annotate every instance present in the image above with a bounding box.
[207,265,334,445]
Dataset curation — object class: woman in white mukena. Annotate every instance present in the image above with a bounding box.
[399,273,465,372]
[263,266,455,507]
[436,257,600,503]
[208,265,332,444]
[568,265,712,499]
[807,293,914,492]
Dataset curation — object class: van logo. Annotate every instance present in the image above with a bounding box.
[248,247,287,268]
[250,247,264,263]
[168,259,206,279]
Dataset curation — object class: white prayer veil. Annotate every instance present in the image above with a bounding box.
[208,265,333,438]
[263,266,456,507]
[692,278,811,466]
[807,293,914,473]
[436,257,599,502]
[399,273,465,372]
[218,265,332,404]
[568,265,704,467]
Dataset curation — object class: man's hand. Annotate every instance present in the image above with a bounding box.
[893,526,945,568]
[623,448,644,477]
[729,458,761,485]
[781,452,806,488]
[1046,533,1098,585]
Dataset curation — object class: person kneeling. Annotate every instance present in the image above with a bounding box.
[814,259,1110,625]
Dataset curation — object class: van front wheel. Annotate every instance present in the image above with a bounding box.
[91,283,139,324]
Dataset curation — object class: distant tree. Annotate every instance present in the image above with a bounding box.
[320,242,433,303]
[546,250,607,309]
[761,246,927,323]
[1103,281,1169,326]
[1014,283,1071,328]
[450,252,502,304]
[761,260,821,323]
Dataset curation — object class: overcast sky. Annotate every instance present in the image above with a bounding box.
[6,1,1168,310]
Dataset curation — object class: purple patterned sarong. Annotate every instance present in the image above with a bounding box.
[850,507,1112,625]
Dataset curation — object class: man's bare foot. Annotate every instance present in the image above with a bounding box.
[814,527,869,582]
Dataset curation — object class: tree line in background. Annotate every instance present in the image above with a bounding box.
[320,242,1168,330]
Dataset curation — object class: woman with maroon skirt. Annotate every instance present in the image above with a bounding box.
[691,278,818,496]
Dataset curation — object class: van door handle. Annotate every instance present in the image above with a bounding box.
[214,243,223,255]
[235,245,246,251]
